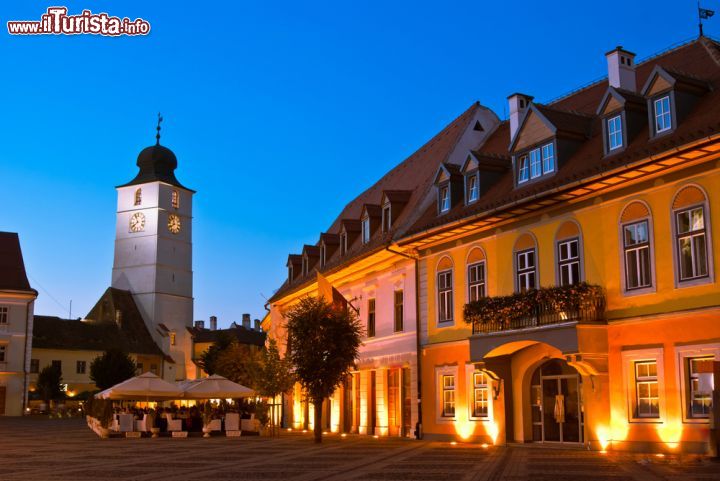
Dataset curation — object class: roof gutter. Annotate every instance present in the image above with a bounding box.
[399,132,720,246]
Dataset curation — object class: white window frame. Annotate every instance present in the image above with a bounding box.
[529,148,541,179]
[675,343,720,424]
[302,256,309,276]
[288,264,294,281]
[361,215,371,244]
[439,185,451,213]
[518,155,529,184]
[382,203,391,232]
[621,218,655,294]
[467,173,479,204]
[541,142,555,174]
[467,261,485,302]
[674,204,710,284]
[557,237,581,286]
[515,248,537,292]
[435,365,458,422]
[0,306,7,325]
[654,95,672,134]
[622,347,665,423]
[608,115,623,150]
[465,364,495,422]
[319,244,326,268]
[437,269,453,324]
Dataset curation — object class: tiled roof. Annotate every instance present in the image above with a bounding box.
[188,325,266,347]
[270,102,483,301]
[0,232,36,294]
[33,288,163,355]
[404,37,720,238]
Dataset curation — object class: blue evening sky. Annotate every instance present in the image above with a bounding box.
[0,1,711,327]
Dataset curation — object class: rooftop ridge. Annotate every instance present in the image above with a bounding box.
[546,35,702,106]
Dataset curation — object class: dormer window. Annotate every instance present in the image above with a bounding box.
[517,141,554,185]
[288,264,294,281]
[302,256,308,276]
[439,186,450,213]
[134,188,142,206]
[361,215,370,244]
[608,115,623,150]
[320,244,326,268]
[466,174,479,204]
[653,95,672,133]
[171,190,180,209]
[340,231,347,255]
[382,203,391,232]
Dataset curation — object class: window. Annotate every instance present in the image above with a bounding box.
[542,143,555,173]
[288,265,294,281]
[676,207,708,281]
[437,270,453,323]
[134,188,142,206]
[30,359,39,373]
[137,362,144,374]
[558,238,580,286]
[608,115,623,150]
[362,216,371,244]
[367,298,376,338]
[169,331,176,346]
[529,148,541,178]
[340,231,347,256]
[150,364,158,375]
[171,189,180,208]
[0,345,6,362]
[467,262,485,301]
[393,290,403,332]
[442,375,455,417]
[439,186,450,213]
[467,174,479,203]
[302,256,308,276]
[76,360,86,374]
[0,306,7,324]
[51,360,62,373]
[654,95,672,133]
[382,204,391,232]
[319,245,326,268]
[516,249,536,292]
[623,220,652,290]
[472,372,490,418]
[518,156,529,183]
[687,357,714,418]
[634,361,659,418]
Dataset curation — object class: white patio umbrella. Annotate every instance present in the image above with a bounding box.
[95,372,183,400]
[182,374,255,399]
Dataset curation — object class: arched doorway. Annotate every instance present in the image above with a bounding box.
[530,359,583,444]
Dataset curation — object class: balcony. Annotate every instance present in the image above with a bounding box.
[464,283,605,335]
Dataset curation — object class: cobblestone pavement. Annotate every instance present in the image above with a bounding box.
[1,418,718,481]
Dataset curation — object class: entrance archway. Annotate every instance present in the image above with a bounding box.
[530,358,583,444]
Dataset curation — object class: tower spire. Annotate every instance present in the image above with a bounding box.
[156,112,163,145]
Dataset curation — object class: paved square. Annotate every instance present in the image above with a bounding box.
[0,418,718,481]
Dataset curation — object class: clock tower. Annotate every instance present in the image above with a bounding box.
[111,140,195,380]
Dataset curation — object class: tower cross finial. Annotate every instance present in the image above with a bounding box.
[156,112,163,145]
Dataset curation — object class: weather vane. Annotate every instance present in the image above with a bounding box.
[156,112,163,145]
[698,1,715,36]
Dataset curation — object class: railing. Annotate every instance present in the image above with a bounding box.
[464,283,605,335]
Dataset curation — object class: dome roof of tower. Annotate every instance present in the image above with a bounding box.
[117,143,194,191]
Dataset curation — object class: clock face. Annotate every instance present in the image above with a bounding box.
[130,212,145,233]
[168,214,181,234]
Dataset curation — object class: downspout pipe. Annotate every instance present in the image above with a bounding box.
[385,246,423,439]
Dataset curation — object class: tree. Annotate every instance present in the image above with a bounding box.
[197,332,235,376]
[36,365,63,405]
[257,338,295,435]
[89,349,137,390]
[213,340,264,389]
[285,296,362,443]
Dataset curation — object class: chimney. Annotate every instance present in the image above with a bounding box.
[242,313,251,329]
[508,93,533,140]
[605,46,636,91]
[209,315,217,331]
[254,319,261,331]
[194,320,205,329]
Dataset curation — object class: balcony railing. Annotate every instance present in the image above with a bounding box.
[464,283,605,335]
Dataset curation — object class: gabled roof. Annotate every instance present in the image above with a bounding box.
[382,190,413,204]
[640,65,711,97]
[596,86,646,116]
[0,232,36,294]
[320,233,340,245]
[361,204,383,218]
[404,37,720,239]
[462,151,511,174]
[433,163,462,185]
[33,288,163,356]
